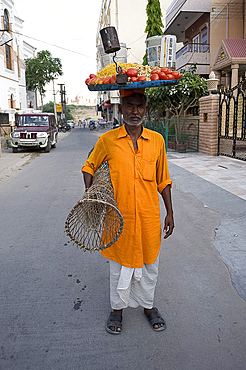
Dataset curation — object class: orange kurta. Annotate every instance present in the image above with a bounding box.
[82,125,172,268]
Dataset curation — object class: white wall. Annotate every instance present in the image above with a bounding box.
[0,0,28,115]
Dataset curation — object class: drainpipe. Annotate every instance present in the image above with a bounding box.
[226,4,229,39]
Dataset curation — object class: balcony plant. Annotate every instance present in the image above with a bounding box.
[146,65,208,144]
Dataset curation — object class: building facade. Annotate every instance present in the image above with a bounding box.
[0,0,27,125]
[164,0,246,88]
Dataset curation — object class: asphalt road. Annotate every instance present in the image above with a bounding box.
[0,127,246,370]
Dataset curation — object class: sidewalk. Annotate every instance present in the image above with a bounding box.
[168,151,246,201]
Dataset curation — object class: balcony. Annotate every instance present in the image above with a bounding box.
[165,0,211,42]
[176,43,210,76]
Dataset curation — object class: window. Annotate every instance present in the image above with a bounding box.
[4,9,10,31]
[4,9,12,69]
[192,34,200,52]
[201,27,208,52]
[10,94,15,109]
[5,44,11,69]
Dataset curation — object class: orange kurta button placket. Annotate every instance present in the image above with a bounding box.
[82,125,172,268]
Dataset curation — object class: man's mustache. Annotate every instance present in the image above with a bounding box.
[129,115,142,119]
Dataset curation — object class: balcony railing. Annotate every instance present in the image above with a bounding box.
[176,43,210,59]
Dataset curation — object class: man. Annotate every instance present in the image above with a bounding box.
[82,89,174,334]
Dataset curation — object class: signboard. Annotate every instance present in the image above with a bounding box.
[147,35,176,69]
[56,104,62,112]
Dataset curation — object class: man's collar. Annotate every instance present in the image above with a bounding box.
[117,124,151,140]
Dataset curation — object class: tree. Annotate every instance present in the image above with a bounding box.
[146,65,209,143]
[42,101,74,120]
[25,50,63,108]
[143,0,164,65]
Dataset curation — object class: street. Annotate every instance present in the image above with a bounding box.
[0,128,246,370]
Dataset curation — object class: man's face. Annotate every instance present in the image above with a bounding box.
[119,94,147,127]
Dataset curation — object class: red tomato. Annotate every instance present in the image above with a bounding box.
[104,76,111,84]
[85,78,91,84]
[172,71,181,79]
[89,77,97,84]
[126,68,138,77]
[122,69,127,74]
[159,72,167,80]
[151,68,161,74]
[166,73,175,80]
[151,74,159,81]
[89,74,97,79]
[110,75,117,84]
[131,77,138,82]
[161,67,171,74]
[138,76,146,81]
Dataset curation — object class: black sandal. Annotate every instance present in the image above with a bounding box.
[105,312,122,335]
[144,307,166,331]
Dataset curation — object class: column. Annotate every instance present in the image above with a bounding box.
[231,64,239,88]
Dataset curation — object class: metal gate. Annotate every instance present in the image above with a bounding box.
[218,79,246,161]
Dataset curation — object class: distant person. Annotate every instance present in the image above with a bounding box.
[83,119,86,129]
[78,119,82,129]
[113,117,119,128]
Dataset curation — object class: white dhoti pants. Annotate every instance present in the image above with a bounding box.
[109,255,160,310]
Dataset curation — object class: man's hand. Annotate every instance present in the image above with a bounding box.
[161,185,174,239]
[163,213,174,239]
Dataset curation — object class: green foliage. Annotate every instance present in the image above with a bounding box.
[146,65,209,143]
[42,101,73,120]
[66,107,74,120]
[143,0,164,65]
[42,101,54,113]
[146,65,208,119]
[25,50,63,107]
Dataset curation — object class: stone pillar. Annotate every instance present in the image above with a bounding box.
[231,64,239,88]
[225,72,230,88]
[199,94,220,156]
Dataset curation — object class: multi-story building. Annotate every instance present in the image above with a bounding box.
[164,0,246,88]
[0,0,27,125]
[96,0,150,121]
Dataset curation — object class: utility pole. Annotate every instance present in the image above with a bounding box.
[58,83,66,124]
[52,79,58,124]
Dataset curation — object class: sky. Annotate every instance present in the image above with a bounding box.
[15,0,103,104]
[14,0,172,105]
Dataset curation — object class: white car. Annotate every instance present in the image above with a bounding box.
[66,120,75,129]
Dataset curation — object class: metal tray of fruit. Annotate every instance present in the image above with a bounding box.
[87,79,179,91]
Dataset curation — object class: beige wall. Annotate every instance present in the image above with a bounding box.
[210,0,244,68]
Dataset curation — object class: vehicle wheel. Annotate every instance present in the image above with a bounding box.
[12,147,18,153]
[44,138,50,153]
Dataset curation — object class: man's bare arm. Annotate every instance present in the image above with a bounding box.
[83,171,93,190]
[161,184,174,239]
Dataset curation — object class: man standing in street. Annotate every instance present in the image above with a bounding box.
[82,89,174,334]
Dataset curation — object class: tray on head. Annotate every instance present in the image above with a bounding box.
[87,79,179,91]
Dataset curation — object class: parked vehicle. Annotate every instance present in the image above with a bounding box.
[66,120,75,129]
[10,113,58,153]
[58,123,71,132]
[89,119,97,130]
